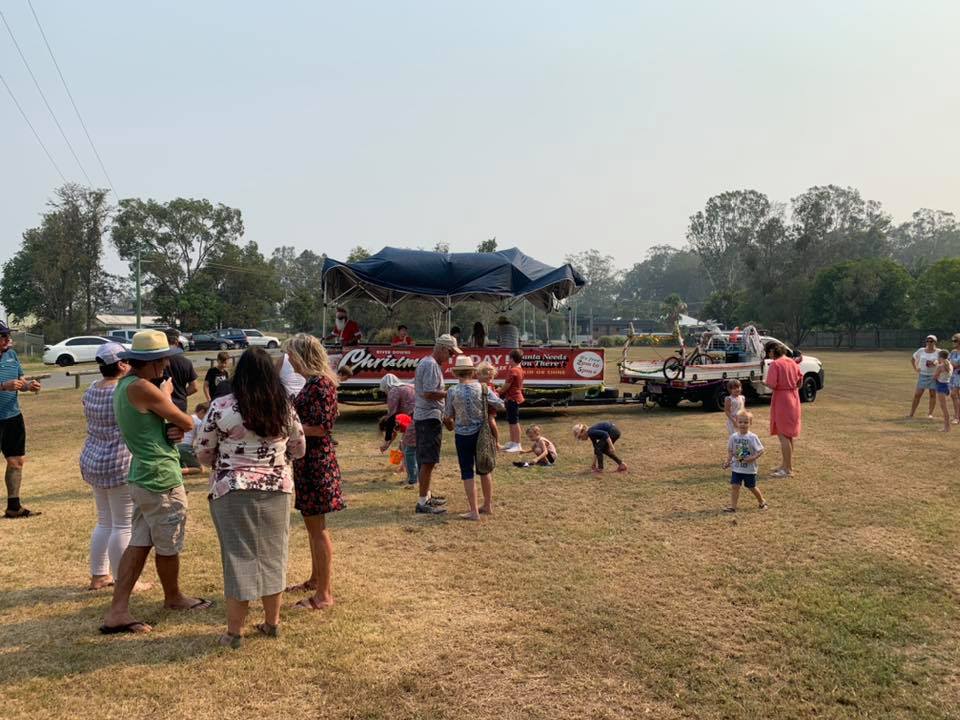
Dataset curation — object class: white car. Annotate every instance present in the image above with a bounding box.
[243,329,280,349]
[43,336,131,367]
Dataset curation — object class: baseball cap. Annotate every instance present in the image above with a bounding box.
[435,333,462,354]
[96,342,126,365]
[0,320,15,336]
[395,413,412,431]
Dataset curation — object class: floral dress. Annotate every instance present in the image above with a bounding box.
[293,376,345,516]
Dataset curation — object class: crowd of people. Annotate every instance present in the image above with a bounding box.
[321,307,523,349]
[15,317,956,647]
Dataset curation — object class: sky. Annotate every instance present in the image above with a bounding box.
[2,0,960,279]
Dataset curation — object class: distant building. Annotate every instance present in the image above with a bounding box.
[93,314,163,331]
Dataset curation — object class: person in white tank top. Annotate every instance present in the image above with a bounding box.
[724,379,746,435]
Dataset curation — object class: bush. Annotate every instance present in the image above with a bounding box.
[597,335,627,347]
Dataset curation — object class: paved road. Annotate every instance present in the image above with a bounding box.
[29,353,221,392]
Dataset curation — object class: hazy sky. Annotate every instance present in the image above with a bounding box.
[3,0,959,277]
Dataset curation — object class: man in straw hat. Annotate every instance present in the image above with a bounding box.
[100,330,212,634]
[0,320,42,518]
[413,333,462,514]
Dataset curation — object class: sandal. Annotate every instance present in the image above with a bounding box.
[99,621,151,634]
[255,623,280,638]
[722,507,737,513]
[3,507,41,519]
[218,633,242,649]
[759,502,769,510]
[293,596,327,611]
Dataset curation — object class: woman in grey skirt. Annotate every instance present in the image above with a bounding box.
[197,348,305,648]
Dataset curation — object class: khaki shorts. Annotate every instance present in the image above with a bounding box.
[129,484,188,556]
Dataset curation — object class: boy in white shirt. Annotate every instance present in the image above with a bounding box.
[721,411,768,513]
[178,402,209,476]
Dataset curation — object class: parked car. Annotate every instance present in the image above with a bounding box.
[243,329,280,349]
[190,333,237,351]
[215,328,249,348]
[43,336,131,366]
[107,327,189,348]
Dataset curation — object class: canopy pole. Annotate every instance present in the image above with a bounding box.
[446,295,451,334]
[321,280,327,337]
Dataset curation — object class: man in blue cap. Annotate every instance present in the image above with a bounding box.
[0,321,42,518]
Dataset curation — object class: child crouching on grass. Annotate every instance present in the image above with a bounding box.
[722,411,768,512]
[513,425,557,468]
[573,421,627,473]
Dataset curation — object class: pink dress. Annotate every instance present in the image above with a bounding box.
[768,357,802,438]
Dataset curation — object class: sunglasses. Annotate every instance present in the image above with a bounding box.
[336,316,347,320]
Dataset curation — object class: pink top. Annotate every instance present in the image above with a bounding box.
[767,357,802,438]
[196,394,306,500]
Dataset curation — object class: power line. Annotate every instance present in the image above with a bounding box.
[25,0,119,198]
[0,7,93,185]
[0,69,67,183]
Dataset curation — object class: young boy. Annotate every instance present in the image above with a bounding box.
[934,349,953,432]
[204,352,231,401]
[574,422,627,473]
[178,402,209,476]
[721,411,768,512]
[500,349,525,452]
[513,425,557,468]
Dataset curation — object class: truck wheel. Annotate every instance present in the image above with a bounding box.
[706,384,727,412]
[662,357,683,380]
[800,375,818,403]
[655,394,680,408]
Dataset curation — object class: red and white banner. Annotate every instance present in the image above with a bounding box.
[331,345,605,385]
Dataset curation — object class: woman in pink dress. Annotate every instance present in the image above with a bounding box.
[763,342,802,478]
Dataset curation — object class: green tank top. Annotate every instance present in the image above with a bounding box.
[113,375,182,493]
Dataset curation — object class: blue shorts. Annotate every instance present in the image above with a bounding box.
[951,374,960,390]
[730,471,757,489]
[505,399,520,425]
[936,381,950,395]
[917,374,937,390]
[454,431,480,481]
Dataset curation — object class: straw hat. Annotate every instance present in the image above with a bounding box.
[118,330,183,361]
[451,355,476,375]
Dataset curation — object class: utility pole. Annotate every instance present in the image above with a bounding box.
[135,246,142,329]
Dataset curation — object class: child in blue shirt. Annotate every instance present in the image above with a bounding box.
[721,411,768,513]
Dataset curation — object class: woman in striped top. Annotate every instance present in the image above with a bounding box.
[80,343,136,590]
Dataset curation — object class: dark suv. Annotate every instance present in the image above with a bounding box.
[215,328,249,348]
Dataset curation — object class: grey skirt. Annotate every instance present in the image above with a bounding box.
[209,490,290,601]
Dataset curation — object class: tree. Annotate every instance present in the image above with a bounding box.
[618,245,711,317]
[890,209,960,274]
[112,198,244,326]
[565,250,621,318]
[0,184,116,337]
[347,246,371,262]
[914,258,960,331]
[272,247,325,332]
[477,237,497,253]
[659,293,687,332]
[809,258,912,345]
[686,190,784,291]
[790,185,892,268]
[433,242,450,254]
[703,289,745,328]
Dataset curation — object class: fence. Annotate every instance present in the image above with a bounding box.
[802,329,955,350]
[12,331,45,356]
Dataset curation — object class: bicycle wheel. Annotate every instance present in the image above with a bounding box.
[662,356,683,380]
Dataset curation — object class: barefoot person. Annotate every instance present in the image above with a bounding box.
[197,348,306,648]
[909,335,940,419]
[284,334,345,610]
[0,321,42,519]
[100,331,212,635]
[763,342,802,478]
[413,334,462,514]
[573,422,627,473]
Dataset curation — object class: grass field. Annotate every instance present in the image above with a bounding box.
[1,350,958,719]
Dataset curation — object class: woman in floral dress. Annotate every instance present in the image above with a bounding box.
[197,347,305,647]
[283,333,344,611]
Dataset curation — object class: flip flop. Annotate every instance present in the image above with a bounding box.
[293,596,332,611]
[168,598,213,611]
[255,622,280,638]
[99,621,151,634]
[3,507,41,519]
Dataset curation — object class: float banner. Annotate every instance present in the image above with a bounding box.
[331,346,605,385]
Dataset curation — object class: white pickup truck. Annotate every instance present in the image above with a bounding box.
[619,333,825,411]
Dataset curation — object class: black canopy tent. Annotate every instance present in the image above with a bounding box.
[320,247,587,338]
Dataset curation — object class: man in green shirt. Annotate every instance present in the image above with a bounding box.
[100,331,212,634]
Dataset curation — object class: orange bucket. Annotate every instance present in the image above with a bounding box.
[389,449,403,465]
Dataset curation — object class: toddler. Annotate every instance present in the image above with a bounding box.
[513,425,557,468]
[179,402,209,476]
[476,362,502,448]
[380,412,417,482]
[723,379,745,436]
[573,421,627,473]
[721,411,767,512]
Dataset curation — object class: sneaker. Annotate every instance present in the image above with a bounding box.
[426,495,446,506]
[513,461,531,468]
[415,502,447,515]
[504,443,522,453]
[3,507,41,519]
[406,478,417,485]
[759,502,769,511]
[722,507,737,513]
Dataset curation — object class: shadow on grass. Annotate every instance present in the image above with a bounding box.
[656,508,728,522]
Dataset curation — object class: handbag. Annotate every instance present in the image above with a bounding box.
[475,385,497,475]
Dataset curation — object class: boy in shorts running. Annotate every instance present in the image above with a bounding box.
[722,411,768,512]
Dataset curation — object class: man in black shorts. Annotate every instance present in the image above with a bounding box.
[0,321,42,518]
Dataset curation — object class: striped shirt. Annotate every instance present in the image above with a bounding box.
[494,323,520,349]
[0,348,24,420]
[80,381,132,489]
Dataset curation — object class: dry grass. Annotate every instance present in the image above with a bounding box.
[1,351,959,719]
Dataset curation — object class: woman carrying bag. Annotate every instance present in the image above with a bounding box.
[443,356,504,520]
